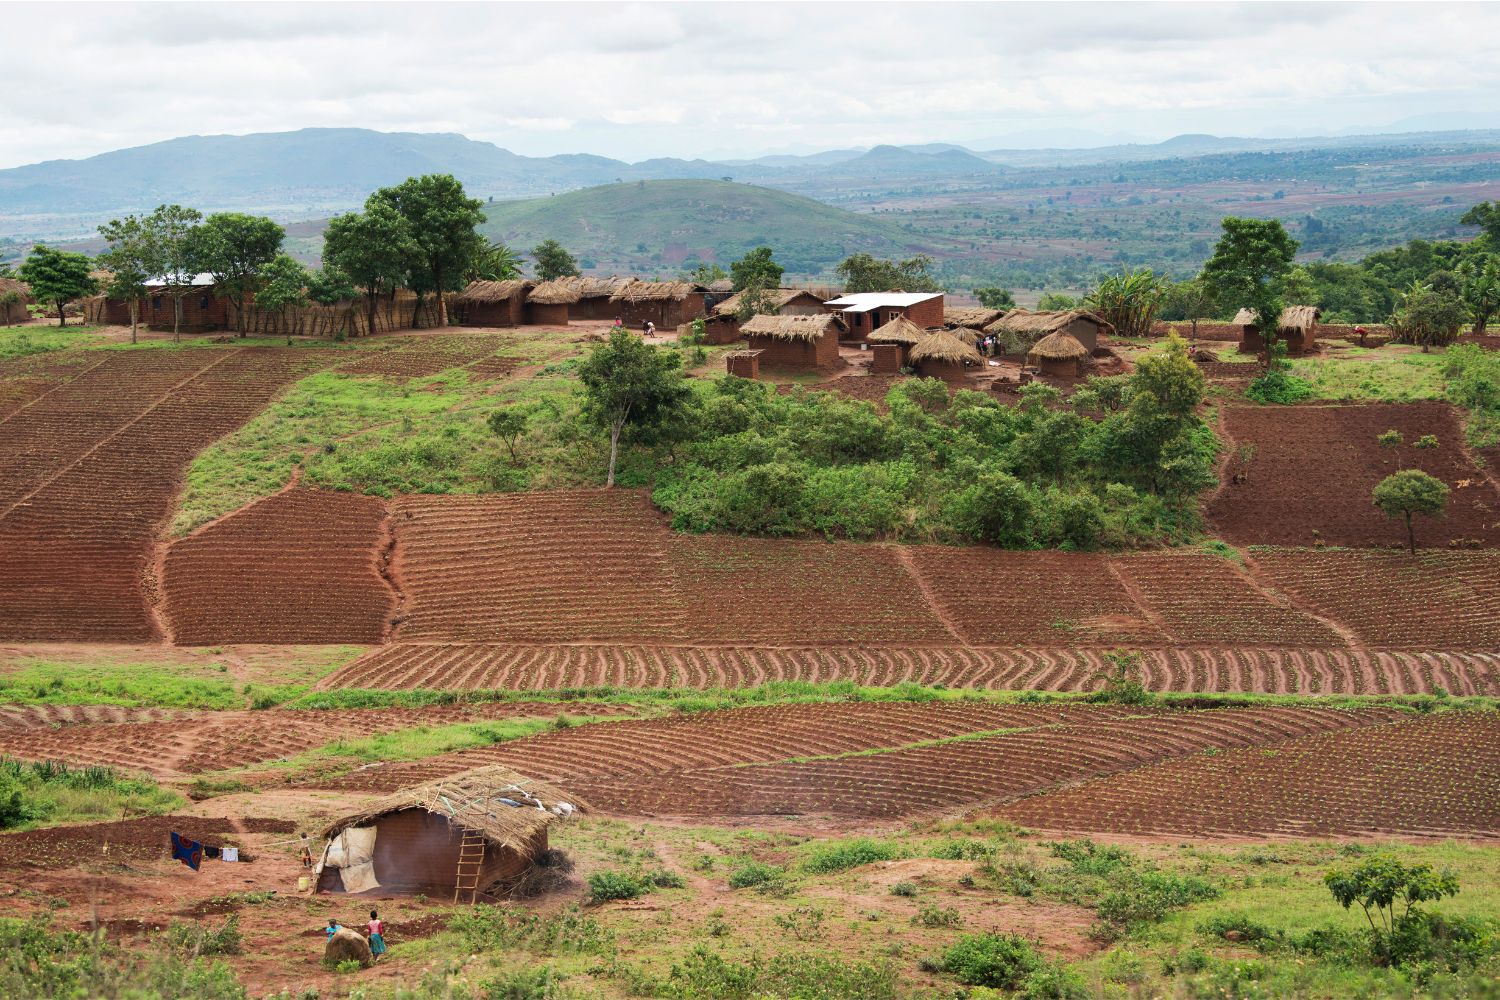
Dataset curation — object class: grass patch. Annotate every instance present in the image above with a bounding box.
[247,715,617,771]
[800,838,905,874]
[0,662,242,710]
[0,758,182,830]
[0,325,110,359]
[1286,351,1448,403]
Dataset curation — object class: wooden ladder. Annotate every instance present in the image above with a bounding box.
[453,828,486,904]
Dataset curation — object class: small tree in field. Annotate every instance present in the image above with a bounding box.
[487,407,529,463]
[1201,217,1300,365]
[531,239,581,282]
[1325,857,1458,937]
[18,245,97,327]
[97,214,162,344]
[729,246,784,292]
[1373,469,1448,554]
[577,329,689,487]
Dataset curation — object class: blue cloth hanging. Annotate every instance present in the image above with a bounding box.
[170,831,203,871]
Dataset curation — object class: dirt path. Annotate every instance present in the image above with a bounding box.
[1104,560,1177,643]
[1237,548,1365,651]
[891,545,968,645]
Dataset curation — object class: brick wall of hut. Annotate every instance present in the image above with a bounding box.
[462,297,525,327]
[746,328,839,368]
[615,292,706,330]
[526,301,570,326]
[871,343,905,374]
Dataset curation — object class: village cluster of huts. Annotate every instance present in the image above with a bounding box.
[454,276,706,330]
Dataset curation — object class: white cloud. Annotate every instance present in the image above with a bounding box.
[0,1,1496,167]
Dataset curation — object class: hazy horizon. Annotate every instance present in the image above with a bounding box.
[3,1,1498,170]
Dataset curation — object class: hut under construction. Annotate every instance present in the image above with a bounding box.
[944,306,1005,331]
[909,328,982,379]
[1233,305,1321,355]
[1027,331,1091,377]
[741,313,845,368]
[455,280,532,327]
[316,766,579,902]
[986,309,1113,355]
[0,278,32,325]
[611,280,706,329]
[526,279,582,326]
[867,315,927,372]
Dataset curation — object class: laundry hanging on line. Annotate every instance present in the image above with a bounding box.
[170,832,203,871]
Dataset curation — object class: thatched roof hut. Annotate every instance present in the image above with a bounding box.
[527,280,583,305]
[610,280,707,328]
[986,309,1113,353]
[945,306,1005,330]
[1232,305,1321,354]
[712,288,827,317]
[456,280,532,327]
[1027,331,1091,376]
[317,766,579,900]
[909,328,981,379]
[741,313,844,368]
[867,315,927,345]
[0,277,32,326]
[611,280,702,303]
[456,280,532,304]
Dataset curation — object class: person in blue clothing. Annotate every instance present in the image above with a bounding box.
[325,917,341,941]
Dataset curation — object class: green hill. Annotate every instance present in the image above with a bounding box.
[478,180,923,276]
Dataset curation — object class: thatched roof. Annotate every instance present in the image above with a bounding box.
[712,287,826,316]
[456,280,532,304]
[1028,331,1090,362]
[945,307,1005,330]
[0,277,31,301]
[910,329,982,364]
[322,766,578,858]
[611,279,703,303]
[741,313,841,342]
[867,315,927,345]
[985,309,1114,337]
[706,278,734,294]
[532,275,632,300]
[527,279,583,305]
[1231,305,1321,333]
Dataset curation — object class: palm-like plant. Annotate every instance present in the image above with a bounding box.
[467,241,525,282]
[1086,268,1169,338]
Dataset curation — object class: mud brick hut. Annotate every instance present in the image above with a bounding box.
[741,313,845,368]
[944,306,1005,331]
[702,288,830,344]
[986,309,1113,355]
[455,280,532,327]
[824,291,944,343]
[526,279,583,326]
[0,277,32,325]
[316,767,578,902]
[1233,305,1321,355]
[1027,331,1091,377]
[610,280,706,329]
[867,314,927,371]
[908,328,982,379]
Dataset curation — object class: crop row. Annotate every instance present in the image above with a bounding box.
[996,713,1500,838]
[322,643,1500,697]
[334,334,513,379]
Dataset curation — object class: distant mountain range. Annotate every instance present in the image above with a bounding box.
[4,125,1500,240]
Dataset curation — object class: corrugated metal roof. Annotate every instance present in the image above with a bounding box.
[824,291,943,312]
[144,273,216,287]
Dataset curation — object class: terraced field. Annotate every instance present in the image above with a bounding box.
[996,712,1500,838]
[321,644,1500,697]
[161,487,396,644]
[0,348,341,640]
[334,334,515,379]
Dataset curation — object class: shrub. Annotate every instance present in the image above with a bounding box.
[772,905,826,942]
[800,838,902,874]
[168,915,242,957]
[1097,871,1220,929]
[891,881,918,897]
[1018,963,1092,999]
[912,904,962,928]
[1200,913,1277,944]
[1377,429,1403,447]
[661,948,899,1000]
[1246,368,1316,404]
[482,966,566,999]
[942,933,1044,988]
[1415,434,1439,449]
[585,870,645,903]
[727,860,783,890]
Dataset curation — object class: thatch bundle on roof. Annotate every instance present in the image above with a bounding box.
[456,280,531,304]
[527,279,583,305]
[945,307,1005,330]
[322,766,578,859]
[910,328,982,364]
[1231,305,1320,333]
[713,287,826,316]
[1028,331,1090,361]
[611,279,701,303]
[740,313,840,342]
[986,309,1112,337]
[867,315,927,345]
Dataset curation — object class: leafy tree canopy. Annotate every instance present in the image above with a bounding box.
[577,329,690,486]
[370,174,486,322]
[835,253,942,294]
[1200,216,1300,336]
[324,201,417,335]
[189,212,285,336]
[17,244,98,327]
[1373,469,1448,554]
[730,246,784,292]
[531,239,581,282]
[973,286,1016,310]
[468,241,524,283]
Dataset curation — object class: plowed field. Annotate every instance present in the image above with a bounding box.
[390,490,689,642]
[162,487,395,644]
[0,704,193,730]
[0,348,341,640]
[0,702,620,779]
[0,816,294,868]
[995,713,1500,838]
[322,644,1500,697]
[1254,549,1500,651]
[1211,403,1500,547]
[335,334,513,379]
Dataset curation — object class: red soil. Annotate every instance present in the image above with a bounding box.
[1210,403,1500,548]
[335,334,513,379]
[0,816,293,868]
[322,643,1500,697]
[995,712,1500,838]
[161,487,396,644]
[0,348,342,641]
[0,704,193,729]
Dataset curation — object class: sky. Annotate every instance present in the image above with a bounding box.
[2,1,1499,169]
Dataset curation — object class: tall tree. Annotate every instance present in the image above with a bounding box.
[96,214,162,344]
[834,253,942,294]
[17,245,97,327]
[371,174,486,327]
[577,329,690,487]
[1373,469,1449,555]
[1457,255,1500,336]
[306,266,358,339]
[1459,201,1500,243]
[256,253,310,343]
[1389,280,1467,352]
[531,239,581,281]
[323,202,416,337]
[1200,217,1300,361]
[729,246,784,292]
[190,212,285,337]
[146,204,203,343]
[973,286,1016,310]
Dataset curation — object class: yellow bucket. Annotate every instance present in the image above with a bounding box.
[297,876,311,892]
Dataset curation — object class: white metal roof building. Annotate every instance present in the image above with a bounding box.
[823,292,944,313]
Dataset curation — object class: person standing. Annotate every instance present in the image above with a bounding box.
[367,910,387,959]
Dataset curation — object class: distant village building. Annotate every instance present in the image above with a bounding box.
[740,313,844,368]
[1027,331,1091,377]
[526,279,582,325]
[866,315,927,372]
[0,277,32,326]
[823,291,944,342]
[134,274,226,332]
[454,280,532,327]
[700,288,830,343]
[1233,305,1321,355]
[908,328,981,379]
[986,309,1112,354]
[725,349,763,379]
[610,280,707,329]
